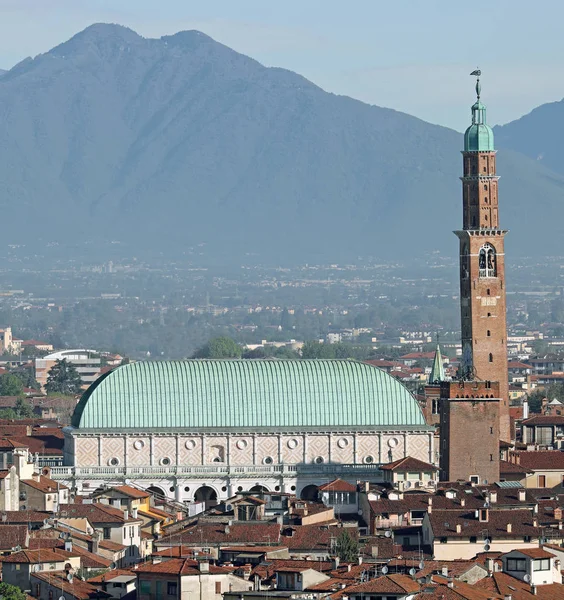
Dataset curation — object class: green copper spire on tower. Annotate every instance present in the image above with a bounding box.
[464,69,494,152]
[429,339,446,384]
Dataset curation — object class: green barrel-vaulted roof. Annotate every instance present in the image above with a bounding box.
[71,360,426,430]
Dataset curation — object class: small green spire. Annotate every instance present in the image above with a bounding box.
[429,339,445,384]
[464,68,494,152]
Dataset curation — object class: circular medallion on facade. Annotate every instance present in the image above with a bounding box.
[263,456,274,465]
[364,455,374,464]
[133,440,144,450]
[337,437,349,449]
[236,439,248,450]
[185,439,196,450]
[160,457,171,466]
[387,437,399,448]
[314,456,324,464]
[108,457,120,466]
[287,438,299,449]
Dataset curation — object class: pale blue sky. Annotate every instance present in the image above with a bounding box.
[1,0,563,131]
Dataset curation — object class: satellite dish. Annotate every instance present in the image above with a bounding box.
[484,544,491,552]
[384,530,392,538]
[381,566,389,574]
[483,539,491,546]
[59,596,66,600]
[409,567,416,576]
[15,545,21,552]
[110,562,116,570]
[419,561,425,569]
[67,573,73,583]
[524,574,531,582]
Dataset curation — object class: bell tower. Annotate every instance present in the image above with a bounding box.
[456,72,510,442]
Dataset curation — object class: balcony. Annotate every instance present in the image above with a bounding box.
[48,462,384,481]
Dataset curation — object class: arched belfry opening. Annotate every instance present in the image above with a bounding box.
[479,243,496,278]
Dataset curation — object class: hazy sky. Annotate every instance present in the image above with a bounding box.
[1,0,563,131]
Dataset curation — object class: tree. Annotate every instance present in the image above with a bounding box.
[192,337,242,359]
[45,359,83,395]
[11,369,41,391]
[14,397,34,419]
[0,582,27,599]
[335,529,359,563]
[0,373,24,397]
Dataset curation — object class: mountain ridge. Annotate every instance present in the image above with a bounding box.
[0,23,563,263]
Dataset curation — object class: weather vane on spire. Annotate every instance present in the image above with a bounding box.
[470,68,481,100]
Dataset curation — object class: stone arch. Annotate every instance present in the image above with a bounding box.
[147,485,166,499]
[300,484,319,501]
[194,485,218,509]
[249,484,269,494]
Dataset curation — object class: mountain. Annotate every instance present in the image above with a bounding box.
[494,99,564,178]
[1,23,564,263]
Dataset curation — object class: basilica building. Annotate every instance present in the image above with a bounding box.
[51,360,434,503]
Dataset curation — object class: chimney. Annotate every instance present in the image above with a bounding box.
[489,491,497,504]
[123,509,129,521]
[460,498,465,507]
[441,566,448,577]
[132,507,138,519]
[332,557,340,570]
[357,556,363,566]
[531,584,537,595]
[533,517,538,527]
[428,497,433,514]
[456,524,462,533]
[198,559,209,573]
[559,521,563,531]
[486,557,494,574]
[523,397,529,419]
[555,507,562,521]
[447,577,454,588]
[505,595,513,600]
[224,524,230,535]
[92,531,100,555]
[506,523,512,533]
[64,540,73,552]
[518,489,526,502]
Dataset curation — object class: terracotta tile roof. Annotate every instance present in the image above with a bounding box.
[522,415,564,426]
[221,545,288,553]
[88,569,135,583]
[99,484,150,499]
[21,475,68,493]
[425,575,503,599]
[152,546,213,558]
[500,459,533,474]
[0,548,68,563]
[0,437,29,450]
[379,456,438,472]
[318,478,358,493]
[505,547,555,559]
[159,522,281,546]
[512,451,564,470]
[250,558,333,581]
[1,510,51,524]
[281,525,358,553]
[31,571,112,600]
[0,524,29,549]
[136,557,234,576]
[428,509,554,539]
[339,573,420,594]
[474,571,564,599]
[63,502,141,524]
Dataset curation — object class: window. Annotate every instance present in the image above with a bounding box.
[140,581,151,594]
[167,581,178,595]
[487,312,491,317]
[470,536,477,543]
[534,558,551,571]
[538,475,546,487]
[215,582,222,594]
[49,592,53,600]
[490,454,493,461]
[507,558,526,571]
[487,330,491,337]
[479,244,496,278]
[489,353,493,363]
[103,527,111,540]
[439,537,448,544]
[490,427,494,434]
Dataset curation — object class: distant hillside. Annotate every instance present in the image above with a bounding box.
[495,99,564,178]
[0,24,563,263]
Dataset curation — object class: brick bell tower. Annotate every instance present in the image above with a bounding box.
[456,71,510,442]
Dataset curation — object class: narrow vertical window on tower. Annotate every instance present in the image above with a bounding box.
[479,244,496,278]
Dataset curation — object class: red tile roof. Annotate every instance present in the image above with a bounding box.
[21,475,68,493]
[136,557,234,576]
[522,415,564,426]
[379,456,438,472]
[318,479,357,493]
[339,573,420,595]
[159,522,281,546]
[512,451,564,470]
[0,524,29,550]
[31,571,111,600]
